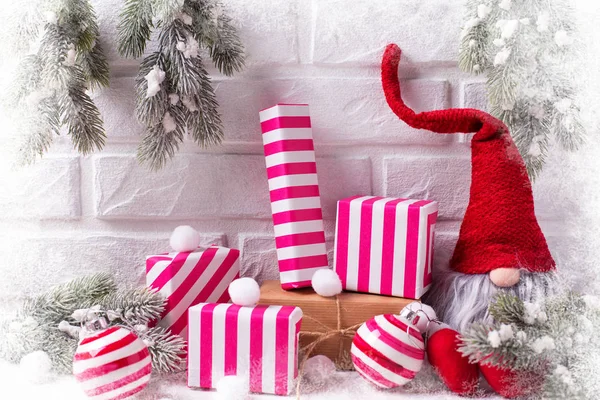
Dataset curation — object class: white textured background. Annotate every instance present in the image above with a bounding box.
[0,0,598,314]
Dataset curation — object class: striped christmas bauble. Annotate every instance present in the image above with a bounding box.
[351,314,425,388]
[73,326,152,400]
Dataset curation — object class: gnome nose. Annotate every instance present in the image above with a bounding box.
[489,268,521,287]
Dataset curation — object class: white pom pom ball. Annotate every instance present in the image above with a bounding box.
[215,375,249,400]
[170,225,201,252]
[311,269,342,297]
[399,302,437,333]
[302,355,336,382]
[228,277,260,307]
[20,350,54,384]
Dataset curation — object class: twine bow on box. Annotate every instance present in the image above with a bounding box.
[295,296,363,399]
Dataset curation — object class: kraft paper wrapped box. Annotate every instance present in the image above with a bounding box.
[259,103,329,290]
[146,245,240,341]
[334,196,438,299]
[259,280,415,370]
[187,303,303,396]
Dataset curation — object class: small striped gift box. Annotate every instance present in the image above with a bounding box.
[187,303,303,395]
[334,196,438,299]
[146,245,240,340]
[259,104,329,290]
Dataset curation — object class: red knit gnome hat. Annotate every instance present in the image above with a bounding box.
[381,44,555,274]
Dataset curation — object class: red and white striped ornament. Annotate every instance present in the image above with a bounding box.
[73,326,152,400]
[351,314,425,388]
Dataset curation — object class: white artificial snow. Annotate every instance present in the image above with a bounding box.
[500,20,519,39]
[488,330,502,348]
[178,12,193,25]
[464,18,481,30]
[215,375,249,400]
[555,30,574,46]
[145,65,166,98]
[531,335,556,354]
[311,269,343,297]
[493,38,505,47]
[162,112,177,133]
[498,0,511,11]
[554,98,572,113]
[477,4,492,19]
[473,64,481,72]
[582,295,600,309]
[44,11,58,25]
[176,33,200,59]
[181,96,198,112]
[536,13,550,32]
[169,225,200,251]
[228,277,261,307]
[529,104,546,120]
[519,18,530,25]
[58,320,81,339]
[528,142,542,157]
[169,93,180,106]
[516,330,527,341]
[493,47,511,66]
[523,301,544,324]
[20,351,53,384]
[469,39,476,48]
[498,324,514,341]
[63,44,76,67]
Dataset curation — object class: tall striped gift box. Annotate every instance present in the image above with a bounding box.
[146,245,240,340]
[259,104,329,290]
[334,196,438,299]
[187,303,303,395]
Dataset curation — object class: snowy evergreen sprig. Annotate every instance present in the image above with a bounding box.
[459,291,600,399]
[117,0,244,170]
[7,0,110,165]
[0,273,186,375]
[459,0,585,180]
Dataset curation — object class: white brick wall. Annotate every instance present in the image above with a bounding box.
[0,0,583,305]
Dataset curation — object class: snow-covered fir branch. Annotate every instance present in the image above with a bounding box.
[459,291,600,398]
[5,0,110,165]
[0,273,186,375]
[459,0,585,180]
[118,0,244,170]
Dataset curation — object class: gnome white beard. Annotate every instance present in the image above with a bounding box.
[430,269,558,333]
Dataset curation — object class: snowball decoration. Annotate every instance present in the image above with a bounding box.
[399,302,437,333]
[20,350,54,384]
[162,112,177,133]
[351,314,425,388]
[311,269,342,297]
[73,326,151,399]
[302,355,336,382]
[215,375,250,400]
[228,277,260,307]
[144,65,166,98]
[170,225,201,252]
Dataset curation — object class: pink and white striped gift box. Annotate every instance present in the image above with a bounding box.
[259,104,328,290]
[146,245,240,340]
[334,196,438,299]
[187,303,303,395]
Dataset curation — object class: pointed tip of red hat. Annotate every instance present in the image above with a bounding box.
[381,43,556,275]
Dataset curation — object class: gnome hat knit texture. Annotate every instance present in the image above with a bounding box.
[381,43,555,275]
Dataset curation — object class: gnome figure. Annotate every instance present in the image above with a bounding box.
[381,44,557,398]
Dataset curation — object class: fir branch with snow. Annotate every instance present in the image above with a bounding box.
[459,291,600,398]
[0,273,186,375]
[6,0,110,165]
[118,0,245,170]
[459,0,585,180]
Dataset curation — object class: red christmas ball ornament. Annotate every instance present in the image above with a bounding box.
[73,326,152,400]
[351,314,425,388]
